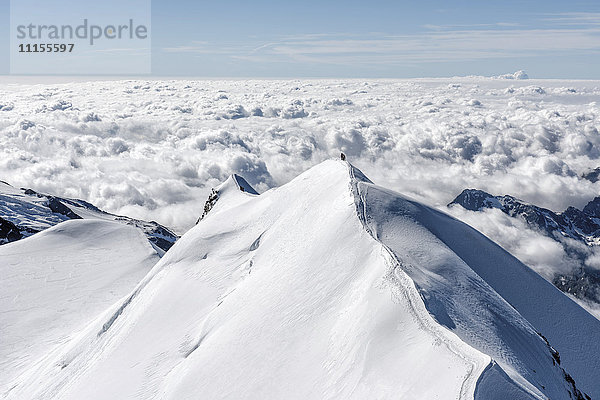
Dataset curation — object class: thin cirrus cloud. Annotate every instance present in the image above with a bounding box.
[542,12,600,25]
[162,18,600,65]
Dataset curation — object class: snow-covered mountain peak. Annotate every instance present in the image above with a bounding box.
[197,173,259,223]
[6,160,599,400]
[214,174,260,196]
[232,174,259,195]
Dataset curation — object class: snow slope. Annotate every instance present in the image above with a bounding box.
[0,219,161,395]
[5,160,599,399]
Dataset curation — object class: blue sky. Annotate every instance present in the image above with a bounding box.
[2,0,600,78]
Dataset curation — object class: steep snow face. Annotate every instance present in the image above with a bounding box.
[354,178,600,398]
[5,161,597,400]
[0,219,160,394]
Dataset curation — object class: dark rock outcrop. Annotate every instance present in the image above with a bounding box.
[47,197,82,219]
[0,217,22,244]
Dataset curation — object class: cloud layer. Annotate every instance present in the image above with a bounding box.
[0,78,599,237]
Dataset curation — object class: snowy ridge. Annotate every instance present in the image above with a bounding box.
[352,161,600,398]
[349,164,489,399]
[4,160,598,399]
[376,181,600,398]
[0,181,178,252]
[347,164,568,399]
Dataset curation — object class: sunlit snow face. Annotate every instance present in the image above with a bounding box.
[0,78,599,243]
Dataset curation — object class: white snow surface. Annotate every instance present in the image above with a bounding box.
[0,219,160,394]
[5,160,599,399]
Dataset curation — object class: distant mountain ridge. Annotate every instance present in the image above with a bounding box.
[450,189,600,244]
[449,189,600,305]
[0,181,178,252]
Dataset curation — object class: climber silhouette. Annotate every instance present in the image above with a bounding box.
[340,152,346,161]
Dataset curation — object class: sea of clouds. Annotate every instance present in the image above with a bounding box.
[1,77,600,282]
